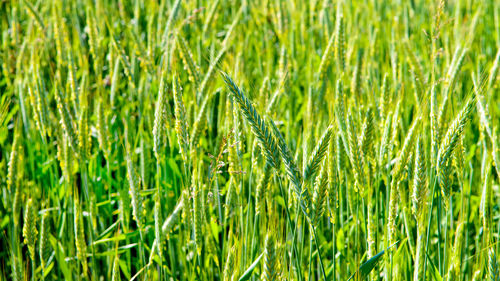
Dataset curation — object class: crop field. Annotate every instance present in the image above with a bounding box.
[1,0,500,280]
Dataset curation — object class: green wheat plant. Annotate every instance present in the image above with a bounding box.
[0,1,499,280]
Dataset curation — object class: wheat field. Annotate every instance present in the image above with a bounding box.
[0,0,499,280]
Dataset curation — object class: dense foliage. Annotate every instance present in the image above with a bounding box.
[0,0,499,280]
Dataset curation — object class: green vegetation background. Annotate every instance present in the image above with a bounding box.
[0,0,499,280]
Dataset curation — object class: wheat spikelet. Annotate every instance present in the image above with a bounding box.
[303,125,333,182]
[154,192,162,257]
[161,0,182,47]
[7,125,20,193]
[96,99,110,158]
[56,133,72,188]
[335,133,346,186]
[334,3,345,71]
[12,166,22,227]
[392,117,420,182]
[446,222,465,281]
[453,135,466,180]
[23,198,38,263]
[190,89,214,149]
[225,177,237,219]
[202,0,220,34]
[404,41,426,101]
[51,3,64,64]
[198,48,226,98]
[379,74,390,118]
[110,35,135,89]
[221,72,280,169]
[269,119,301,189]
[489,248,499,281]
[387,181,399,246]
[444,46,467,96]
[268,119,312,217]
[181,189,192,231]
[436,91,449,139]
[67,49,79,110]
[263,234,277,281]
[312,163,328,224]
[317,30,336,81]
[327,134,339,223]
[193,183,203,256]
[177,36,200,87]
[335,80,349,156]
[476,92,493,142]
[227,110,240,175]
[493,141,500,181]
[437,97,476,204]
[351,49,364,96]
[472,270,482,281]
[55,88,78,151]
[125,135,144,229]
[378,112,392,168]
[255,165,271,215]
[162,195,184,236]
[413,230,426,281]
[480,169,491,230]
[475,91,500,179]
[23,0,45,30]
[265,53,287,114]
[173,75,190,162]
[11,250,23,281]
[223,245,236,281]
[412,137,428,221]
[85,6,99,63]
[388,100,402,160]
[35,70,51,137]
[74,197,88,274]
[153,73,167,158]
[78,102,91,160]
[39,212,51,270]
[430,86,439,168]
[488,49,500,90]
[27,81,45,138]
[347,114,365,193]
[359,108,375,162]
